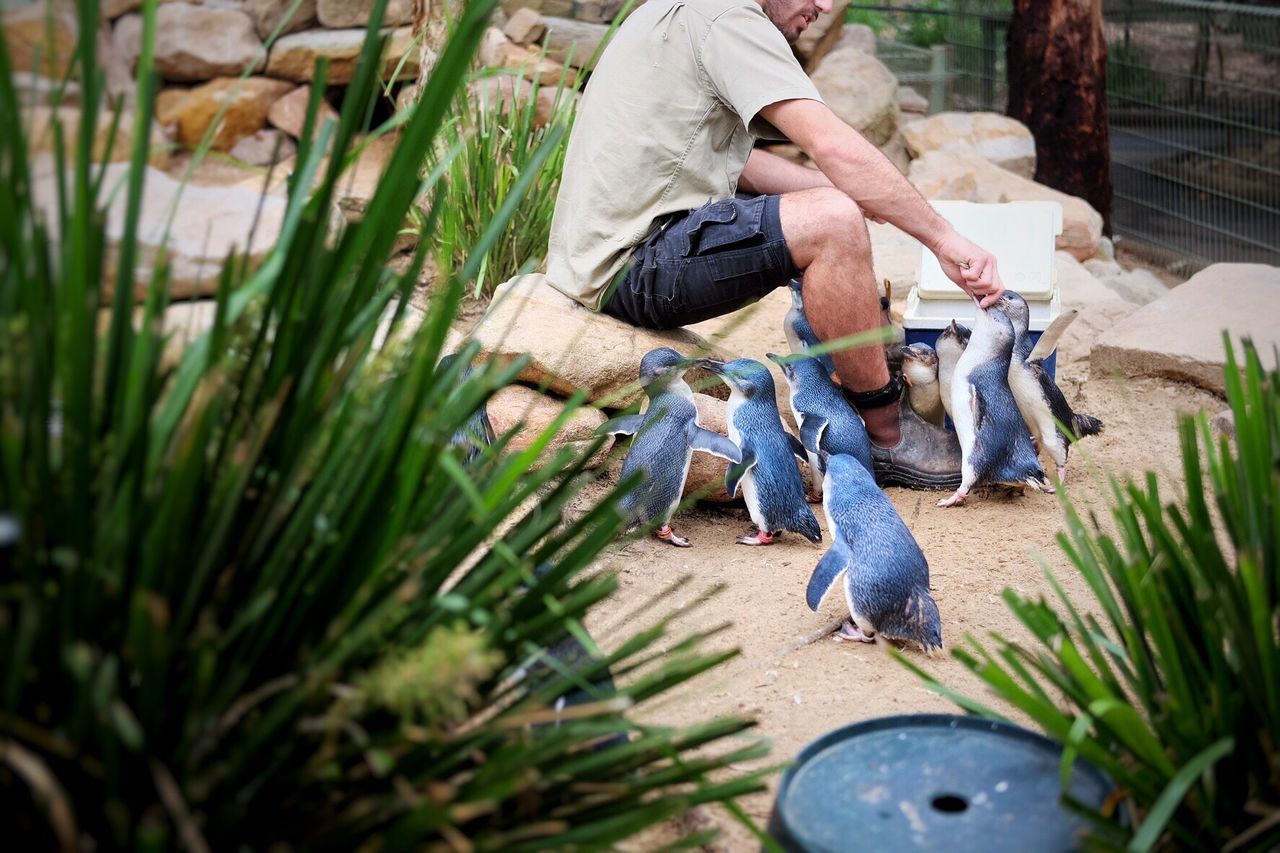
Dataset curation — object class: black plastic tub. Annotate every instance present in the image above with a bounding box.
[767,714,1114,852]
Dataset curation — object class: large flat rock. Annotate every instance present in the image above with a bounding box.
[486,384,612,469]
[1091,263,1280,394]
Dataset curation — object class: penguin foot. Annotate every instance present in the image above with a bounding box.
[837,620,876,643]
[1056,464,1068,483]
[936,488,968,507]
[805,490,823,504]
[735,528,776,546]
[655,525,692,548]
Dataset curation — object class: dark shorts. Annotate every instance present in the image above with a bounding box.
[601,194,801,330]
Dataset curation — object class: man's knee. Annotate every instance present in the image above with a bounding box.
[780,188,870,267]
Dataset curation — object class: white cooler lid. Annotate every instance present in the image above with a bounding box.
[904,286,1062,331]
[916,200,1063,302]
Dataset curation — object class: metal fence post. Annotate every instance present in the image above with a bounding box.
[929,44,949,114]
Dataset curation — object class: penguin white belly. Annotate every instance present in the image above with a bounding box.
[787,388,824,498]
[1008,362,1067,467]
[843,576,877,635]
[726,392,768,531]
[662,446,695,525]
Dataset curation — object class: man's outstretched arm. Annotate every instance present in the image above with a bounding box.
[757,97,1004,306]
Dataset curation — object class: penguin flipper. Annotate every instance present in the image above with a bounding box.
[690,426,742,463]
[798,413,828,456]
[1027,309,1079,362]
[599,414,644,437]
[725,452,757,499]
[805,545,850,611]
[785,431,808,462]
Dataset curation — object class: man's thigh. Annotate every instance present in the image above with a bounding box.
[603,195,801,330]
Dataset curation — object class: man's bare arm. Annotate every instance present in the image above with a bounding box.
[738,148,832,195]
[759,98,1004,305]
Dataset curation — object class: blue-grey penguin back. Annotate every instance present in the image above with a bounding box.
[439,353,496,464]
[968,310,1046,486]
[617,391,699,524]
[784,281,838,377]
[778,354,873,475]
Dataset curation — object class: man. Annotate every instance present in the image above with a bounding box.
[545,0,1005,488]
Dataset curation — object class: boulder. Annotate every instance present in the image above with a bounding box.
[898,85,928,117]
[478,25,511,68]
[1083,257,1123,280]
[498,40,576,87]
[266,25,418,83]
[499,0,573,18]
[570,0,626,24]
[1096,267,1169,306]
[333,132,398,221]
[793,0,850,72]
[868,222,922,299]
[683,394,735,502]
[244,0,318,39]
[503,6,546,44]
[31,156,288,301]
[900,111,1036,179]
[316,0,412,28]
[114,4,266,82]
[103,0,145,18]
[161,76,295,150]
[809,46,899,148]
[229,126,298,165]
[1092,263,1280,395]
[907,148,1103,260]
[23,106,170,167]
[832,22,875,55]
[486,384,613,469]
[471,273,730,409]
[468,73,576,129]
[1054,253,1138,368]
[542,15,610,69]
[3,3,78,77]
[11,71,80,107]
[267,83,340,138]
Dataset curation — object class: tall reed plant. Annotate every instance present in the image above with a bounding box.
[0,0,769,847]
[902,338,1280,851]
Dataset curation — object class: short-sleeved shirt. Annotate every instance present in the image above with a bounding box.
[546,0,823,310]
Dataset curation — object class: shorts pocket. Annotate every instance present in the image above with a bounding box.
[682,199,765,256]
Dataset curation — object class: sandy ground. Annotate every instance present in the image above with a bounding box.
[564,283,1224,849]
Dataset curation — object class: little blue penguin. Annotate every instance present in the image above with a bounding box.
[934,320,970,421]
[699,357,821,546]
[996,292,1104,482]
[807,453,942,652]
[766,351,872,501]
[439,352,496,464]
[938,302,1050,508]
[900,342,945,427]
[783,280,837,378]
[600,348,742,547]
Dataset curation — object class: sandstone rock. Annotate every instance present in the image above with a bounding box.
[542,15,610,69]
[898,85,928,116]
[229,126,297,165]
[809,47,899,148]
[472,273,730,408]
[244,0,317,38]
[499,40,575,87]
[1054,253,1138,367]
[900,111,1036,179]
[500,0,572,18]
[4,3,78,77]
[1083,257,1123,280]
[571,0,625,24]
[266,25,418,83]
[103,0,145,18]
[1092,263,1279,394]
[1211,408,1235,438]
[161,299,218,369]
[832,22,875,55]
[333,132,397,219]
[684,394,735,502]
[487,384,613,468]
[31,156,287,301]
[11,71,80,107]
[868,222,923,300]
[469,73,576,129]
[114,4,266,82]
[316,0,411,28]
[880,131,910,174]
[1093,235,1115,261]
[478,25,510,67]
[266,83,339,138]
[163,76,295,150]
[907,148,1103,260]
[503,6,545,44]
[1099,268,1169,306]
[24,106,170,167]
[793,0,850,72]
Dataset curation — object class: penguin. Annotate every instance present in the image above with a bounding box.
[439,352,496,464]
[900,343,945,427]
[995,292,1103,482]
[806,453,942,653]
[698,358,822,546]
[765,351,873,502]
[600,348,742,547]
[938,302,1050,508]
[783,280,838,378]
[934,320,970,421]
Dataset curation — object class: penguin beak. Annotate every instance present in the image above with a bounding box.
[695,357,725,374]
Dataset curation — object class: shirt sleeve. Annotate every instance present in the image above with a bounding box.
[698,5,825,140]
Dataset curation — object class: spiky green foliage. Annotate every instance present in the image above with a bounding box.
[0,1,769,848]
[902,338,1280,851]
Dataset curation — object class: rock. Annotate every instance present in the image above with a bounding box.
[266,25,418,83]
[267,84,340,138]
[1100,268,1169,306]
[333,132,397,220]
[472,273,730,408]
[478,25,510,67]
[809,47,899,148]
[570,0,625,24]
[11,71,80,106]
[103,0,144,18]
[4,3,77,77]
[486,384,613,468]
[880,131,910,174]
[161,299,219,369]
[499,40,576,87]
[1083,257,1124,280]
[907,148,1103,260]
[162,76,295,150]
[316,0,411,28]
[468,73,576,129]
[114,4,266,82]
[1092,263,1280,395]
[24,106,170,167]
[503,6,545,44]
[499,0,573,18]
[31,156,287,301]
[1056,251,1122,309]
[229,126,297,165]
[244,0,317,39]
[898,85,928,116]
[1211,408,1235,438]
[1052,255,1138,368]
[793,0,850,72]
[684,394,735,502]
[900,111,1036,179]
[832,22,875,55]
[1093,235,1115,261]
[868,222,922,300]
[542,15,610,69]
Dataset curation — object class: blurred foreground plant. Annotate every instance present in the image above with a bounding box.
[903,337,1280,851]
[0,0,769,848]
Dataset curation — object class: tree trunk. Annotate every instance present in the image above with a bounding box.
[410,0,465,99]
[1006,0,1112,234]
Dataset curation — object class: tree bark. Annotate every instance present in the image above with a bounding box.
[1006,0,1113,234]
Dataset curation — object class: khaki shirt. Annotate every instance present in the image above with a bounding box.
[546,0,823,310]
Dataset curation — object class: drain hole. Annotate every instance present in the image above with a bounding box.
[931,794,968,813]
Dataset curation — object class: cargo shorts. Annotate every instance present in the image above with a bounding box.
[601,194,801,330]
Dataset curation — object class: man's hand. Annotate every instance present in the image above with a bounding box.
[933,230,1004,307]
